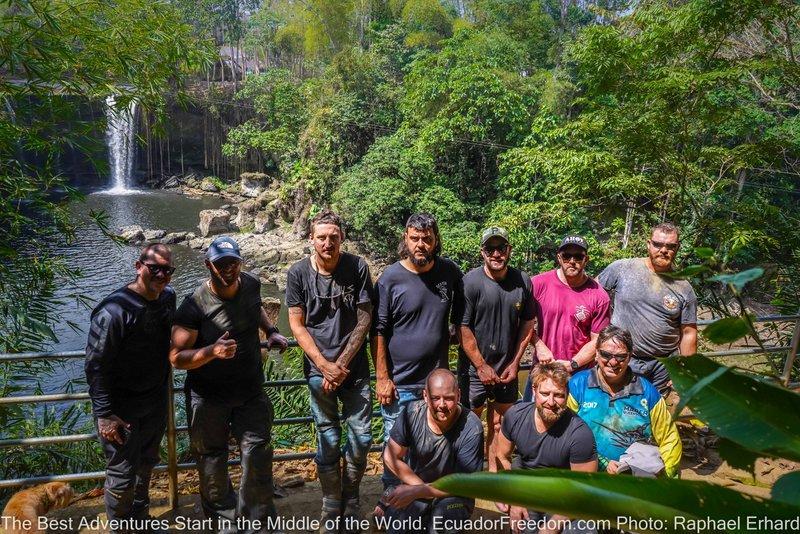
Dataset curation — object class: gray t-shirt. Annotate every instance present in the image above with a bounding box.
[389,400,484,483]
[285,253,373,384]
[459,266,535,374]
[501,402,596,470]
[598,258,698,358]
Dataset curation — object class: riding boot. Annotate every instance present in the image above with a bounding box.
[341,462,366,533]
[318,467,343,534]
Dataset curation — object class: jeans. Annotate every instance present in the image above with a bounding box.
[307,375,372,473]
[380,387,424,488]
[97,399,166,527]
[187,389,276,534]
[385,496,474,534]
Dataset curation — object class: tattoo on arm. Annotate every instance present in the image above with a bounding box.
[336,303,372,369]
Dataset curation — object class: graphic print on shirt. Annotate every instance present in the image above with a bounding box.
[574,304,589,323]
[662,294,678,311]
[597,421,652,450]
[436,281,450,302]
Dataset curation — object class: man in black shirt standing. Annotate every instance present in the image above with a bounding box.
[382,369,484,533]
[286,210,374,533]
[495,362,597,534]
[170,236,287,534]
[458,226,535,472]
[373,213,464,497]
[86,243,176,531]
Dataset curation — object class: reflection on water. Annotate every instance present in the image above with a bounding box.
[27,189,287,394]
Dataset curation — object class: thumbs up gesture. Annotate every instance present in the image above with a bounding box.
[212,331,237,359]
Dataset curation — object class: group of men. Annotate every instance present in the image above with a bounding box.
[86,210,695,534]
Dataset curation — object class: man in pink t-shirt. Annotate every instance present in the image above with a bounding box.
[523,235,610,401]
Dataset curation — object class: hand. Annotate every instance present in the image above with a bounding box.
[498,364,518,384]
[98,415,130,445]
[536,345,555,363]
[476,362,499,385]
[211,331,237,359]
[266,332,288,352]
[322,378,339,393]
[559,360,574,373]
[385,484,424,510]
[509,505,530,534]
[376,376,398,405]
[320,360,349,386]
[606,460,621,474]
[495,502,510,513]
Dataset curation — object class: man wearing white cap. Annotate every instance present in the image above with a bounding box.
[170,236,288,533]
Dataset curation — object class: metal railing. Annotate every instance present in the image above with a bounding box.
[1,314,799,508]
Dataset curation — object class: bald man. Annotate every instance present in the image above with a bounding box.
[380,369,484,533]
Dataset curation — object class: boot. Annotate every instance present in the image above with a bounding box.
[318,467,343,534]
[341,462,366,534]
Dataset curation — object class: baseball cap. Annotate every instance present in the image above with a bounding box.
[558,235,589,252]
[481,226,509,246]
[206,236,243,263]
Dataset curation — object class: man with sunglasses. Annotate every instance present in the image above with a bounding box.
[86,243,176,531]
[286,210,374,533]
[597,223,697,394]
[522,235,610,402]
[170,236,288,534]
[568,326,681,477]
[458,227,535,472]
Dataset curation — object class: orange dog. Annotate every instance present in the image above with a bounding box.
[1,482,74,534]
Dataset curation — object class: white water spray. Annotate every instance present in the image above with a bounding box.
[104,95,138,193]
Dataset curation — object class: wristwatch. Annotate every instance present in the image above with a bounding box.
[266,325,280,337]
[570,359,579,372]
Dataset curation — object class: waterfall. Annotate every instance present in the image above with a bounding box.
[104,95,138,193]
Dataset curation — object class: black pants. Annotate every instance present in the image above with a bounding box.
[187,390,276,534]
[385,496,474,534]
[97,400,167,526]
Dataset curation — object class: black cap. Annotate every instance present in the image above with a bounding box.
[558,235,589,252]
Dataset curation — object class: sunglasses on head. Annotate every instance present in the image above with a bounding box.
[560,252,586,262]
[650,240,679,251]
[598,349,629,362]
[143,264,175,276]
[483,243,508,254]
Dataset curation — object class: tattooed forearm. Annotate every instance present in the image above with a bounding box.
[336,303,372,369]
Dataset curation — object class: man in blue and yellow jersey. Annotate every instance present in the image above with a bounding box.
[568,325,681,477]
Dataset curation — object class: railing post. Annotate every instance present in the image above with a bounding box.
[782,311,800,387]
[166,368,179,510]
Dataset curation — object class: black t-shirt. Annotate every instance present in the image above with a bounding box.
[373,258,464,388]
[174,272,264,402]
[86,285,176,418]
[501,402,597,470]
[459,266,535,374]
[389,400,484,483]
[285,253,373,383]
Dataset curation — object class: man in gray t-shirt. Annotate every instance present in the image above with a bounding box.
[598,223,698,392]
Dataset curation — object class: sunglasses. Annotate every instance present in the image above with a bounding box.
[483,244,509,254]
[598,349,629,362]
[649,240,679,251]
[560,252,586,262]
[143,263,175,276]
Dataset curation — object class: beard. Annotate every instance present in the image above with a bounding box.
[537,403,565,425]
[410,252,434,266]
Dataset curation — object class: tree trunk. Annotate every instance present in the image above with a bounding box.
[622,200,635,249]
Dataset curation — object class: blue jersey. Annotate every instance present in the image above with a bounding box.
[567,368,681,476]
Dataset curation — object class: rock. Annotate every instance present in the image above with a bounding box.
[234,199,260,230]
[161,175,180,188]
[143,229,167,241]
[188,238,205,250]
[118,225,144,244]
[257,248,282,265]
[198,209,231,237]
[253,212,275,234]
[240,172,269,198]
[291,205,311,239]
[255,188,278,207]
[162,231,188,244]
[200,178,219,192]
[220,204,231,210]
[279,475,305,488]
[262,298,281,326]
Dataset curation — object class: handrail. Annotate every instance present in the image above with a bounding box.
[2,315,799,503]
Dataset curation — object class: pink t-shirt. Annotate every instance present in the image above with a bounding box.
[532,269,611,362]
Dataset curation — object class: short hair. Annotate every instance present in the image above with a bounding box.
[531,361,570,391]
[309,209,344,237]
[425,368,458,394]
[398,212,442,258]
[651,222,679,238]
[139,243,171,263]
[596,325,633,353]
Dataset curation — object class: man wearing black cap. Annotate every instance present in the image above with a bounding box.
[458,226,535,471]
[86,243,176,532]
[522,235,610,402]
[170,236,288,533]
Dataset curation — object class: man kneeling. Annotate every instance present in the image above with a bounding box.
[381,369,484,533]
